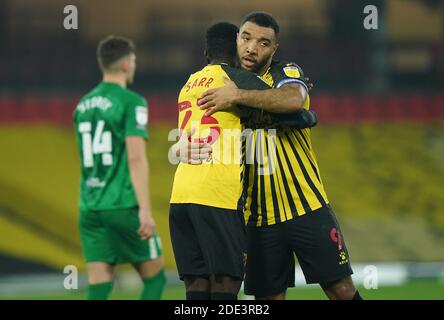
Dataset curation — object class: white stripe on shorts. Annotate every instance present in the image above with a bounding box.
[149,236,158,260]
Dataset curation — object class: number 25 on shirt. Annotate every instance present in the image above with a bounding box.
[178,100,220,145]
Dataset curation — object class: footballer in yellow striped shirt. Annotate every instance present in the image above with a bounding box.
[199,12,362,300]
[169,22,318,300]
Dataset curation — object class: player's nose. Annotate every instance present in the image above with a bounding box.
[246,42,258,55]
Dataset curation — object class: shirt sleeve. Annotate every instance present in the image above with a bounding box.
[270,109,318,129]
[124,95,149,139]
[271,62,309,92]
[222,66,270,90]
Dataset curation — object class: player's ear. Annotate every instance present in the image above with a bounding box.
[120,57,130,73]
[272,42,279,56]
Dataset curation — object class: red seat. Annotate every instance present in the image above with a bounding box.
[46,95,66,124]
[311,94,335,123]
[337,95,359,123]
[385,96,405,121]
[21,96,45,123]
[0,96,18,123]
[361,96,382,122]
[431,95,444,120]
[406,95,429,122]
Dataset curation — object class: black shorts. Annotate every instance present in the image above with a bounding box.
[169,203,247,280]
[244,205,353,297]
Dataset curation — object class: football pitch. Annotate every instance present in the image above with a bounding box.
[3,279,443,300]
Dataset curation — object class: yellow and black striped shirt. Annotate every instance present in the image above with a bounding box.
[243,61,329,227]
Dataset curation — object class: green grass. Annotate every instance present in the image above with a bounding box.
[3,279,443,300]
[287,279,444,300]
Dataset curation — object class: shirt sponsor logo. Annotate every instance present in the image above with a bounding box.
[86,177,106,188]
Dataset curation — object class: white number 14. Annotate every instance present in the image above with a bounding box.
[78,120,113,168]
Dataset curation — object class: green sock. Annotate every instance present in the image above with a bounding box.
[140,270,167,300]
[87,281,113,300]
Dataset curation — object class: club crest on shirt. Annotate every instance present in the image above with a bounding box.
[339,250,348,265]
[283,66,301,78]
[135,106,148,127]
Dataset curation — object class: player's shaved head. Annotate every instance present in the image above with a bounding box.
[240,11,279,40]
[97,35,135,72]
[205,22,239,66]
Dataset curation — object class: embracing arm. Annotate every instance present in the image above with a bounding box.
[199,79,307,116]
[169,129,212,165]
[232,83,307,113]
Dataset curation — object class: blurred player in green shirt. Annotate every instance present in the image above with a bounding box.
[73,36,165,300]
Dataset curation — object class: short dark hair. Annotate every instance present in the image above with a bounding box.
[205,22,239,63]
[97,35,135,71]
[241,11,279,38]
